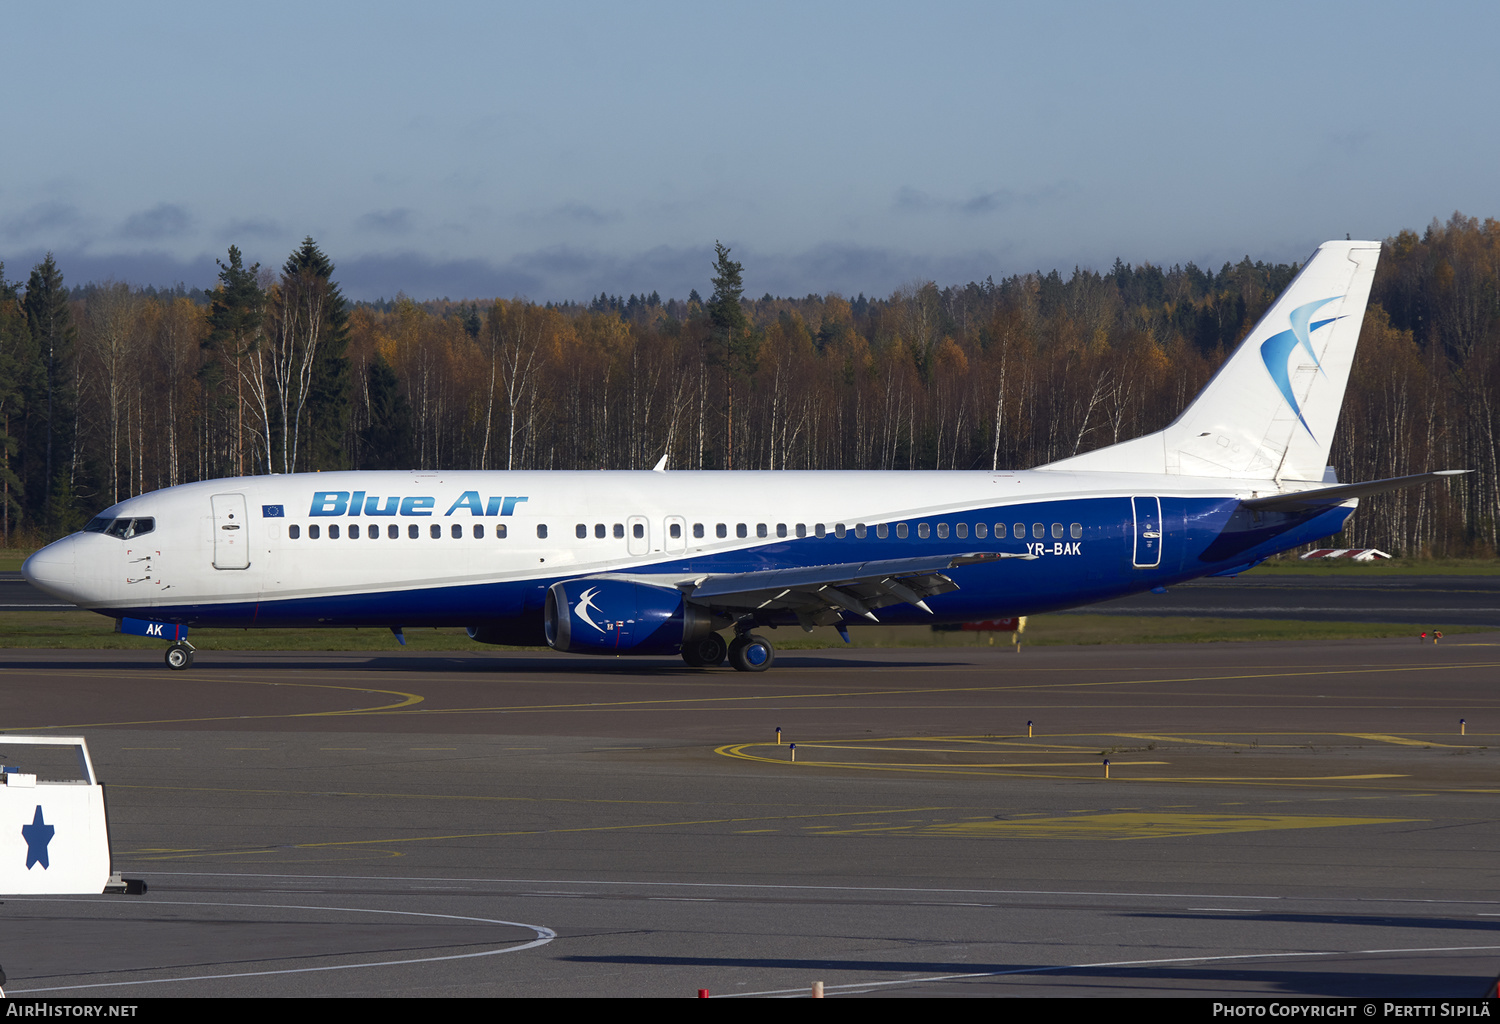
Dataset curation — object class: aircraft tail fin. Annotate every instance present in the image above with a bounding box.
[1041,239,1381,481]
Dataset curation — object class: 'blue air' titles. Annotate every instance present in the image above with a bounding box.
[307,491,529,517]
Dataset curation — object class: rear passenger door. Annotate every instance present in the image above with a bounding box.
[1131,496,1162,568]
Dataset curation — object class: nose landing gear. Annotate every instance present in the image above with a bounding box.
[165,642,195,670]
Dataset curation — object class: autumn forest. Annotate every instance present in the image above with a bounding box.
[1,213,1496,556]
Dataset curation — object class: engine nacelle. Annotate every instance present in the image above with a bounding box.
[545,578,717,656]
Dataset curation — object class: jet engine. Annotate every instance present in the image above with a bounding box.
[544,578,720,655]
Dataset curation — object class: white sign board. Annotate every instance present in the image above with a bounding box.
[0,736,114,895]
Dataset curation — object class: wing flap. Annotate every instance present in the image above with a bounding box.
[593,551,1033,625]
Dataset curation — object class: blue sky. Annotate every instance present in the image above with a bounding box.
[2,1,1496,301]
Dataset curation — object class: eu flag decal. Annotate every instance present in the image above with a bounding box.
[262,505,285,517]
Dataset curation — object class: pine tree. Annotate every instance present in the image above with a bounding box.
[277,238,350,471]
[706,242,756,468]
[204,246,264,475]
[359,353,413,469]
[0,264,27,542]
[22,255,76,532]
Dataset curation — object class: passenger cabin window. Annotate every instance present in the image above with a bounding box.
[452,524,463,539]
[1071,523,1082,539]
[995,523,1006,538]
[388,524,398,539]
[670,522,682,539]
[595,524,606,538]
[408,524,419,539]
[537,524,548,539]
[796,524,807,538]
[896,523,908,539]
[777,523,787,538]
[613,523,624,539]
[289,524,301,539]
[876,524,888,539]
[756,523,767,538]
[736,523,747,538]
[936,523,949,539]
[1032,523,1044,539]
[474,524,485,539]
[716,524,727,539]
[1051,523,1063,539]
[975,523,986,539]
[693,523,704,539]
[576,524,587,539]
[309,524,320,539]
[633,523,644,539]
[430,524,441,539]
[350,524,361,539]
[834,524,846,539]
[956,523,967,539]
[917,523,930,539]
[815,524,826,538]
[329,524,341,539]
[496,524,508,539]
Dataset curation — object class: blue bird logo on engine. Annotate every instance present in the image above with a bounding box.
[1259,296,1342,439]
[575,587,607,633]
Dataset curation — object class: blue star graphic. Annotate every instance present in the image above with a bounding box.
[22,804,54,869]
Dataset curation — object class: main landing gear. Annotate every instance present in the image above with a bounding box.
[680,631,727,667]
[165,642,195,670]
[679,630,776,672]
[727,633,775,672]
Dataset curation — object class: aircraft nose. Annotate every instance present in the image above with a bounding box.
[22,539,79,601]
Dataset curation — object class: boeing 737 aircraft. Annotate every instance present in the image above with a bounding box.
[22,240,1462,671]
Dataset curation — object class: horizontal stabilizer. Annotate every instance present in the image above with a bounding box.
[1242,470,1470,511]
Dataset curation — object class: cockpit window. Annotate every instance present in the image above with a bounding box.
[102,517,155,539]
[83,516,112,533]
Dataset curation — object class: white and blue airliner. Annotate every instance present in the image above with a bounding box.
[22,241,1462,671]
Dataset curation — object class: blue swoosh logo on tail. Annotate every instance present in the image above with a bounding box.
[1259,296,1342,438]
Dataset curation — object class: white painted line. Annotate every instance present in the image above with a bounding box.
[722,944,1500,998]
[5,897,555,995]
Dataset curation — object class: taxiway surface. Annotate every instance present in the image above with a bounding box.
[3,640,1500,998]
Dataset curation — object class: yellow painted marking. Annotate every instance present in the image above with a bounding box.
[1344,733,1467,748]
[719,741,1164,770]
[1113,734,1258,748]
[926,812,1417,841]
[114,782,682,807]
[5,678,425,731]
[716,741,1413,783]
[10,656,1500,733]
[231,660,1500,722]
[123,805,953,859]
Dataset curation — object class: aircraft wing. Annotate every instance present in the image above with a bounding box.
[596,551,1036,627]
